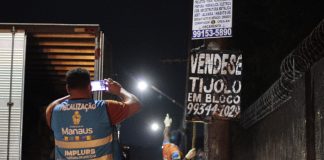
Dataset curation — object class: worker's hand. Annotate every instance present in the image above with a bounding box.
[164,114,172,127]
[185,148,196,159]
[104,78,122,95]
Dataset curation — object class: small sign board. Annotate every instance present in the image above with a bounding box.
[192,0,233,39]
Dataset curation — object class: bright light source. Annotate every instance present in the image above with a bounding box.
[151,122,160,132]
[137,80,149,91]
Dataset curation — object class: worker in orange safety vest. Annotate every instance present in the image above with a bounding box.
[162,114,196,160]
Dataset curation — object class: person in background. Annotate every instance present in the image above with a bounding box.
[162,114,196,160]
[45,68,141,160]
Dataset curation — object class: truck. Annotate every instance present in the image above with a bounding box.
[0,23,108,159]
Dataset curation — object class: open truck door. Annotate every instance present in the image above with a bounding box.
[0,28,26,160]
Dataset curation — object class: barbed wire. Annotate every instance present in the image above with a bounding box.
[241,19,324,128]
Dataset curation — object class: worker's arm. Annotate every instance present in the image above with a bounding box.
[45,95,70,128]
[182,148,196,160]
[163,114,172,143]
[164,126,171,143]
[105,78,141,124]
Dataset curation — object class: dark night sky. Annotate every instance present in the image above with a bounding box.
[1,0,324,159]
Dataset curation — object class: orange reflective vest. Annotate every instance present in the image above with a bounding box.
[162,143,182,160]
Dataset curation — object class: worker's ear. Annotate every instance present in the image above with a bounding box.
[87,84,92,92]
[66,85,70,94]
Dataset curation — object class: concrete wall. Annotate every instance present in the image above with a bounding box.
[231,58,324,160]
[232,71,311,159]
[313,58,324,160]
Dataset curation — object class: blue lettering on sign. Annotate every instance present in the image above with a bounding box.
[192,28,232,39]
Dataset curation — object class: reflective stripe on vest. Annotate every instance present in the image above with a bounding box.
[55,134,113,149]
[91,154,113,160]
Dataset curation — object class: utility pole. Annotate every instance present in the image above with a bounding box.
[205,39,231,160]
[188,0,234,158]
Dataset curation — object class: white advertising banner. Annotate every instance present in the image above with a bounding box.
[192,0,233,39]
[185,50,242,122]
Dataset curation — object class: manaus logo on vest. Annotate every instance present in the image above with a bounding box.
[61,128,93,135]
